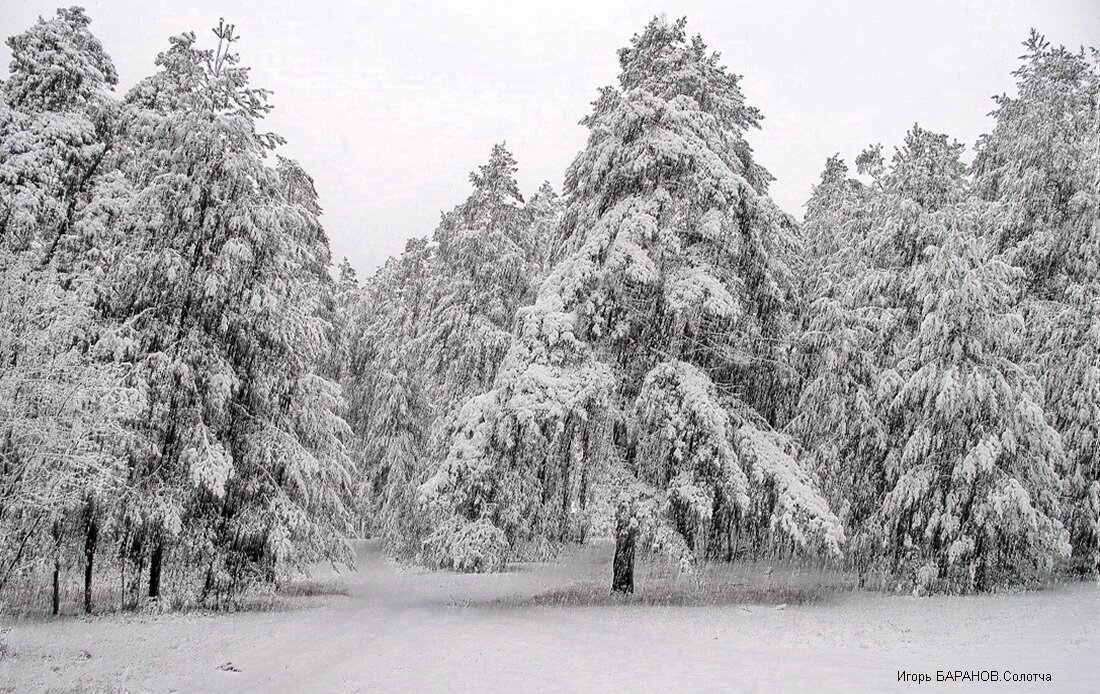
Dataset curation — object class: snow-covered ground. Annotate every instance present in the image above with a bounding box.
[2,540,1097,693]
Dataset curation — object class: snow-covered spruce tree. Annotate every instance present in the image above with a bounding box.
[422,143,539,399]
[421,17,841,590]
[0,8,138,613]
[0,7,128,270]
[973,33,1100,572]
[322,257,363,385]
[974,32,1099,302]
[796,155,870,300]
[108,21,352,606]
[523,180,567,278]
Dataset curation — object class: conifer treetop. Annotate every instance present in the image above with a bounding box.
[3,7,118,111]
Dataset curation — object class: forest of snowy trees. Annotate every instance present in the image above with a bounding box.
[1,9,1097,614]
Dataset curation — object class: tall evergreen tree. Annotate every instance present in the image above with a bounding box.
[343,144,562,561]
[874,213,1069,592]
[422,17,840,590]
[794,127,970,551]
[974,32,1100,572]
[0,7,135,613]
[109,20,352,605]
[797,155,868,298]
[790,156,885,562]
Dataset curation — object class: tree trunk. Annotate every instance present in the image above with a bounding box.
[123,532,144,610]
[973,536,987,593]
[52,559,61,616]
[725,518,736,562]
[51,522,62,615]
[148,541,163,600]
[579,468,590,533]
[611,526,637,594]
[83,517,97,614]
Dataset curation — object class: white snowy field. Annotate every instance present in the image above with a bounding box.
[1,541,1097,693]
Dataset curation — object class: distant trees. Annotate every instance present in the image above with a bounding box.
[337,142,565,564]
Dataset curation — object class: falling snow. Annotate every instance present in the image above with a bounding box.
[1,7,1097,692]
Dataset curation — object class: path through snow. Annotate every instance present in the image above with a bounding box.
[1,541,1097,692]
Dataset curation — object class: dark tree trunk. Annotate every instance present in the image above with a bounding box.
[83,517,97,614]
[51,522,62,615]
[148,541,163,600]
[200,560,216,605]
[973,536,987,593]
[725,517,736,562]
[124,532,144,610]
[52,560,61,615]
[611,526,636,594]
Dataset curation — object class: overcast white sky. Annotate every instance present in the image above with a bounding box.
[2,1,1097,275]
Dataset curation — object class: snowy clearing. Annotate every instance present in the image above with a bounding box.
[2,540,1097,693]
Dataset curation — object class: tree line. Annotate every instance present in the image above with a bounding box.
[0,10,1096,613]
[351,18,1098,595]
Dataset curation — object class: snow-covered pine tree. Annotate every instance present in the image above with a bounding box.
[789,156,887,570]
[522,180,566,277]
[323,257,363,384]
[0,7,124,269]
[792,128,969,557]
[341,144,560,561]
[875,212,1070,592]
[109,21,353,605]
[796,155,869,300]
[974,32,1099,302]
[795,124,1071,592]
[422,17,841,590]
[362,358,432,555]
[973,33,1100,573]
[423,143,536,397]
[0,8,137,613]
